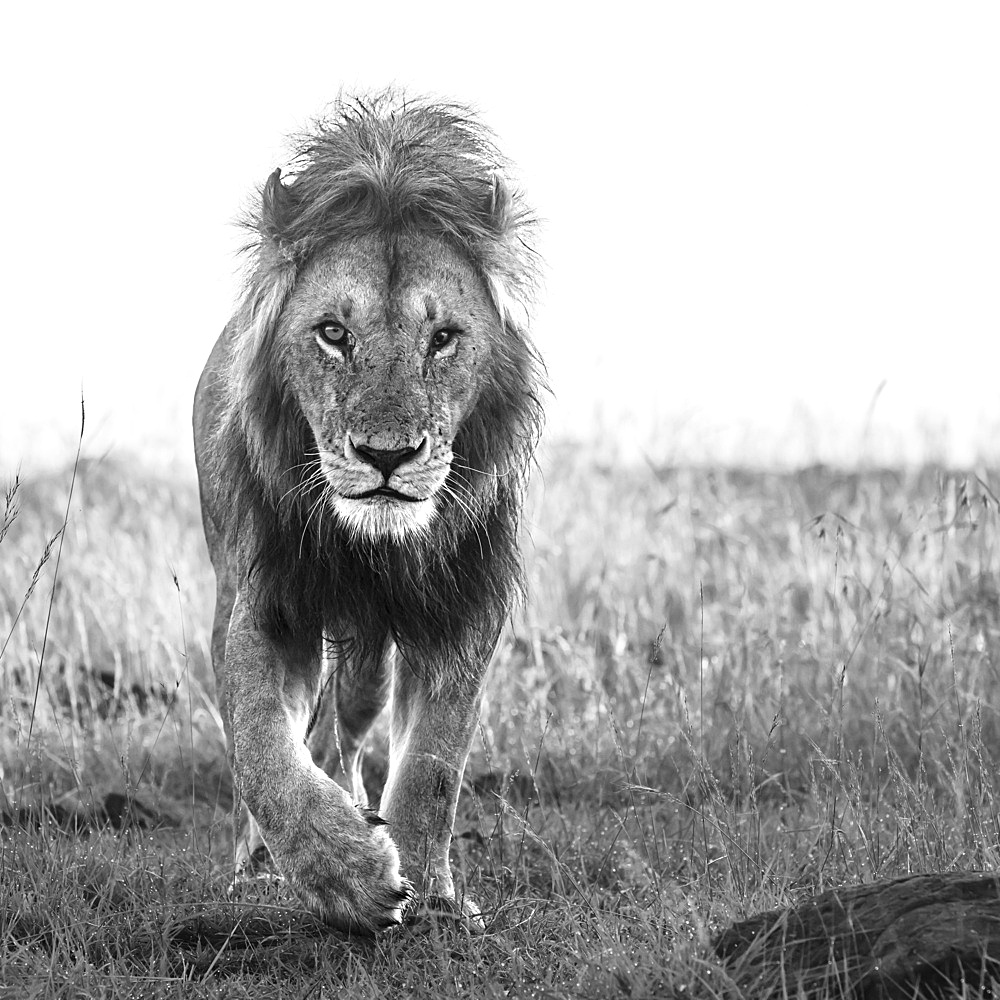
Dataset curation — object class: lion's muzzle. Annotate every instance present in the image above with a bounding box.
[321,432,448,541]
[345,434,430,480]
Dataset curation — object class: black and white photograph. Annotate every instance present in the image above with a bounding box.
[2,3,999,997]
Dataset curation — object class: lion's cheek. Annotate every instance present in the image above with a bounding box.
[439,358,485,432]
[303,399,348,455]
[283,350,349,449]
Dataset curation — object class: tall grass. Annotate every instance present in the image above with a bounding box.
[1,449,221,818]
[2,446,999,997]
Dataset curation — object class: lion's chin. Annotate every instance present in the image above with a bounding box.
[332,494,436,543]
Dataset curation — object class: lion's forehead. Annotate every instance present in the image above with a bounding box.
[294,232,486,320]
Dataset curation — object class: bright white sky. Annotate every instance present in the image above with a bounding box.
[2,2,998,472]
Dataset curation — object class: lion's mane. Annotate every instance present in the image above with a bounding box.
[211,93,545,679]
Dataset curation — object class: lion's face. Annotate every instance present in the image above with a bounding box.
[278,232,498,542]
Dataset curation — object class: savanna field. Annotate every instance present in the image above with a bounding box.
[3,442,1000,999]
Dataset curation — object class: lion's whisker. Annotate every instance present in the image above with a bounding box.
[279,466,327,510]
[299,482,332,558]
[450,459,512,480]
[317,483,334,546]
[441,482,492,563]
[445,475,486,516]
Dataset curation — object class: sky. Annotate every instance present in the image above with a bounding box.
[2,2,998,473]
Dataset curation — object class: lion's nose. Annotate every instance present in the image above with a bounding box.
[347,436,428,479]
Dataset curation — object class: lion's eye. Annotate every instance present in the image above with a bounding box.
[430,328,460,356]
[315,321,353,350]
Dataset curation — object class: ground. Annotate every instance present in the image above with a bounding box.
[2,446,1000,998]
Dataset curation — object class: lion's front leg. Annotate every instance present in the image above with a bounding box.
[379,661,486,921]
[224,595,411,933]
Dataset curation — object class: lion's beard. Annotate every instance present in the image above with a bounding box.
[332,494,437,544]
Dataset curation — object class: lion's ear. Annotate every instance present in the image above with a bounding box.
[486,173,514,233]
[260,168,297,244]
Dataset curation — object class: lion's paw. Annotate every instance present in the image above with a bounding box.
[272,795,413,935]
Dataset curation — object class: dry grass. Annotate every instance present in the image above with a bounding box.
[2,443,1000,997]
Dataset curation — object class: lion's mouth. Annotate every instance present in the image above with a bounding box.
[344,487,428,503]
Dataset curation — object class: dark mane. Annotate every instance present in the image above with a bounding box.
[211,92,545,680]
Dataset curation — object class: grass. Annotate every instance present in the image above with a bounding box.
[2,442,1000,997]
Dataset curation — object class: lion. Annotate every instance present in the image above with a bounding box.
[192,93,544,933]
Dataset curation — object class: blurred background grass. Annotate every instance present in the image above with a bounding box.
[4,441,999,832]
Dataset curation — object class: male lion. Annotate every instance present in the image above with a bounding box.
[193,94,544,933]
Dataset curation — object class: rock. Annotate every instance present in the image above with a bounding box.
[715,872,1000,998]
